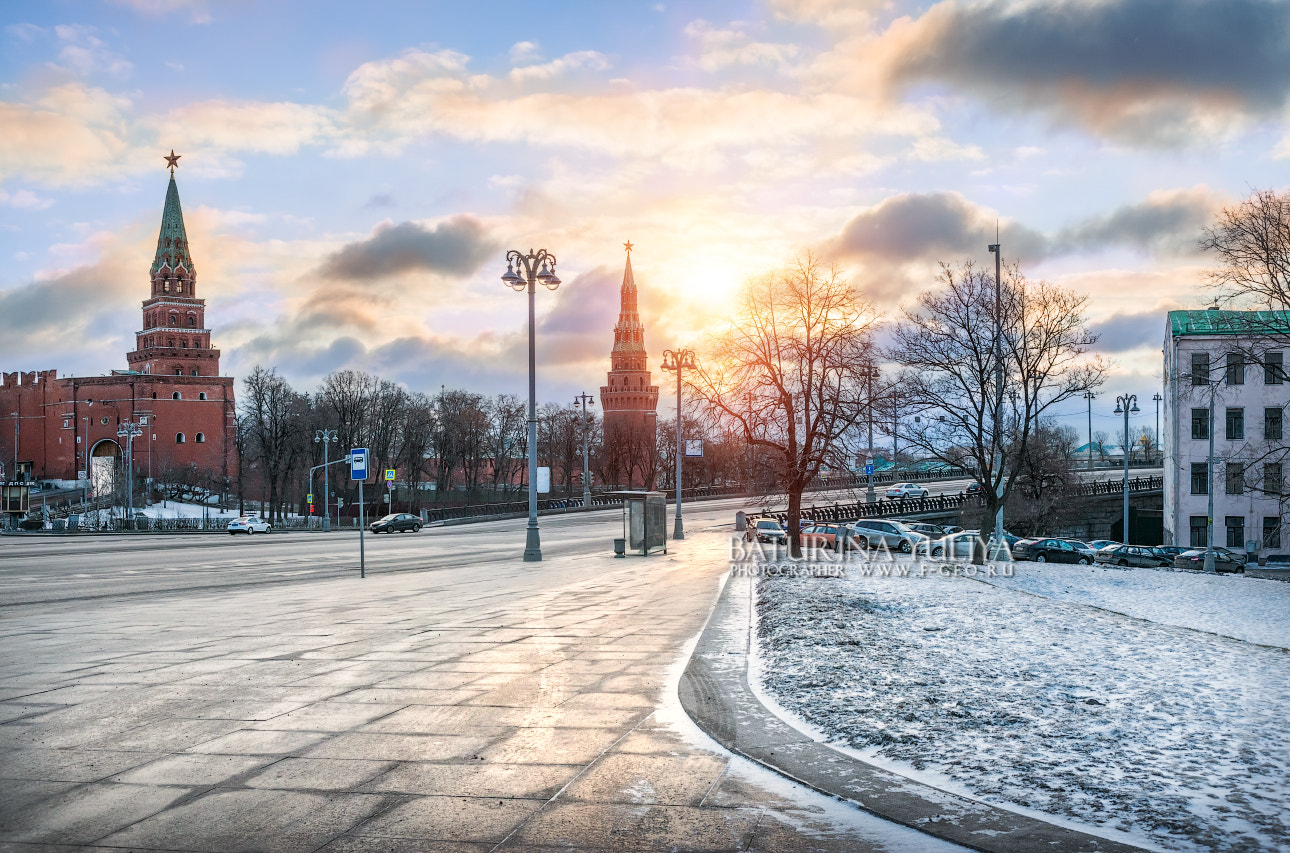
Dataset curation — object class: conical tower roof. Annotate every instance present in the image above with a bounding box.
[151,175,193,274]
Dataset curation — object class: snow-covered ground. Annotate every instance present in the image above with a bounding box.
[984,563,1290,649]
[754,564,1290,853]
[136,500,238,519]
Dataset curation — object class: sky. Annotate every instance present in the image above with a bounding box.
[2,0,1288,436]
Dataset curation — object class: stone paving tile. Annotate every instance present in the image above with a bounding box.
[477,727,624,765]
[302,732,496,762]
[0,782,192,845]
[558,754,730,806]
[0,780,82,835]
[184,728,330,755]
[353,794,545,843]
[83,718,246,752]
[370,670,490,690]
[0,748,163,782]
[96,788,390,852]
[242,757,395,791]
[109,753,272,786]
[316,838,491,853]
[244,701,406,731]
[363,762,582,799]
[0,704,64,724]
[510,802,759,851]
[330,687,485,705]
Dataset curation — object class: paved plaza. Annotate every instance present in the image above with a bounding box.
[0,509,961,852]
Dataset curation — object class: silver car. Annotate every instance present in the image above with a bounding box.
[227,515,272,535]
[849,518,936,554]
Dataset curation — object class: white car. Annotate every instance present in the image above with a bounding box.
[885,482,930,499]
[227,516,272,535]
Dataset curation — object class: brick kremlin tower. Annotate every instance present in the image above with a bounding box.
[126,151,221,377]
[599,242,659,486]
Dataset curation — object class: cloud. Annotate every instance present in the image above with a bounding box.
[509,41,541,63]
[149,98,335,156]
[317,216,497,281]
[1088,303,1183,353]
[879,0,1290,145]
[54,24,132,77]
[683,20,800,71]
[0,83,139,186]
[0,189,54,210]
[508,50,611,84]
[1050,188,1221,257]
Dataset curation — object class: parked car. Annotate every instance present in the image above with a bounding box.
[800,523,851,551]
[940,530,1005,560]
[1013,537,1091,564]
[1172,548,1246,573]
[1087,539,1121,551]
[370,513,422,534]
[849,518,939,555]
[961,529,1020,551]
[904,521,948,537]
[227,516,271,535]
[1095,544,1173,568]
[885,483,930,500]
[1153,545,1188,560]
[1063,540,1099,562]
[964,482,985,497]
[750,519,788,544]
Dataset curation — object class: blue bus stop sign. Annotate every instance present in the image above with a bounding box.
[350,448,369,481]
[864,464,874,476]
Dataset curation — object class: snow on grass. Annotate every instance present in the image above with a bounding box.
[984,563,1290,649]
[138,501,238,519]
[755,570,1290,852]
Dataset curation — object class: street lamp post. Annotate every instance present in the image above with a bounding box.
[1114,394,1140,544]
[573,393,595,508]
[1083,390,1096,470]
[315,429,337,532]
[661,348,696,540]
[860,362,879,502]
[987,241,1005,547]
[502,248,562,562]
[116,420,142,527]
[1152,392,1163,463]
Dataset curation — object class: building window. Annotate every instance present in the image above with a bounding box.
[1191,408,1209,440]
[1191,462,1209,495]
[1190,516,1208,548]
[1225,408,1244,440]
[1191,352,1210,385]
[191,370,198,376]
[174,369,182,376]
[187,316,195,326]
[176,281,183,293]
[1225,352,1245,385]
[167,339,174,348]
[169,314,177,326]
[1264,517,1282,549]
[163,281,170,292]
[195,432,205,443]
[1226,462,1245,495]
[176,433,185,444]
[172,392,182,400]
[1266,408,1283,440]
[199,392,207,400]
[1266,351,1285,385]
[1266,462,1284,495]
[1225,516,1245,549]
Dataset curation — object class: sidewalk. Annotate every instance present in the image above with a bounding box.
[0,529,960,852]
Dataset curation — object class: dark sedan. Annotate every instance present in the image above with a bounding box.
[370,513,423,534]
[1013,538,1093,564]
[1172,547,1245,573]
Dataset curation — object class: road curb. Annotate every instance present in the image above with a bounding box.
[678,574,1150,853]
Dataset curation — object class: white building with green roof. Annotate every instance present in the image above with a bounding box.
[1163,309,1290,558]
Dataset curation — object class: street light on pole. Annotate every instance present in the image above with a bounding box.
[1152,392,1163,464]
[859,361,879,502]
[987,240,1005,548]
[116,420,142,528]
[502,248,561,562]
[1083,391,1096,470]
[660,347,696,541]
[1113,394,1140,544]
[315,429,337,532]
[573,392,595,508]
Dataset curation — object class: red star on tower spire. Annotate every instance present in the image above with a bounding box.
[163,150,181,175]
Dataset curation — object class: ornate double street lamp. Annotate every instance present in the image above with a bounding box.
[503,248,561,562]
[661,347,696,540]
[573,392,595,508]
[1114,394,1140,545]
[116,420,143,528]
[315,429,338,532]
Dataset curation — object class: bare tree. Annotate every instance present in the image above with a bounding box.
[240,366,309,523]
[690,255,877,554]
[1200,188,1290,310]
[889,261,1107,561]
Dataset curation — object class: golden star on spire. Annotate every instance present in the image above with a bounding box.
[623,241,633,254]
[163,150,181,174]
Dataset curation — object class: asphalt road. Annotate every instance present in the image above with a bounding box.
[0,467,1159,610]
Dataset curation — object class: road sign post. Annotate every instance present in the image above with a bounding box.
[351,448,369,579]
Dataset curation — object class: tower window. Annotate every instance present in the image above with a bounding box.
[176,282,183,293]
[168,339,174,348]
[163,281,170,292]
[172,392,182,400]
[191,370,198,376]
[195,432,205,443]
[187,316,195,326]
[199,392,207,400]
[176,433,185,444]
[174,369,182,375]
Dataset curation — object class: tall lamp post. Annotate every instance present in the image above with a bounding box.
[1083,390,1096,470]
[315,429,337,532]
[503,248,562,562]
[1152,392,1163,464]
[661,347,696,540]
[1114,394,1139,544]
[860,361,879,502]
[987,241,1005,547]
[573,392,595,507]
[116,420,143,527]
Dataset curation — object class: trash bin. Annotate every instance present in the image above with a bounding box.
[52,518,66,532]
[613,538,626,558]
[67,514,79,531]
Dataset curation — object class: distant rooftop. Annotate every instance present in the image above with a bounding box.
[1168,309,1290,337]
